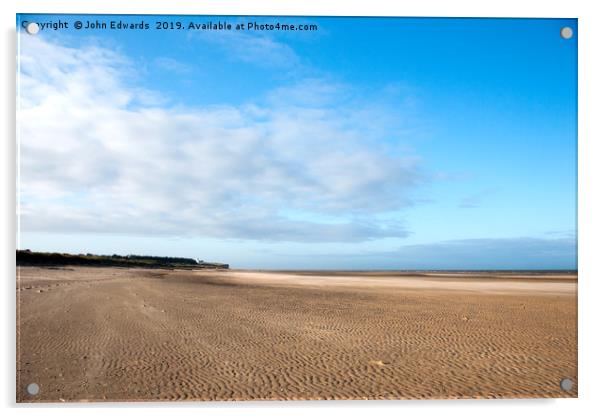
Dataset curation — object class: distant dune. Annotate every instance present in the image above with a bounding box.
[17,267,577,401]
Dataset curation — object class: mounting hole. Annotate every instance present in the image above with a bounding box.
[560,27,573,40]
[560,378,573,392]
[25,22,40,35]
[26,383,40,395]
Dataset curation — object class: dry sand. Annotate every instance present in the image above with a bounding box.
[16,267,577,402]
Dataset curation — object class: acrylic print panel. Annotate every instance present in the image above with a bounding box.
[16,14,577,402]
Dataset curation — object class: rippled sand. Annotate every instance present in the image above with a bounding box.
[16,267,577,402]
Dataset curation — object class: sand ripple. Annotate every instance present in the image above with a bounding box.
[16,267,577,402]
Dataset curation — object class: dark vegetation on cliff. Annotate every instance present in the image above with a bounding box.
[16,250,229,269]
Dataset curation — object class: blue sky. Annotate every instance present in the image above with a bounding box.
[17,15,577,269]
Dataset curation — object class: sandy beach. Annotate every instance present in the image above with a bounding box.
[16,267,577,402]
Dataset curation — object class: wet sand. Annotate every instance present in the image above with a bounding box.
[16,267,577,402]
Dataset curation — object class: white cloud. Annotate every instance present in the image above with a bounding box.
[194,29,300,68]
[18,36,422,242]
[458,187,499,209]
[153,57,193,74]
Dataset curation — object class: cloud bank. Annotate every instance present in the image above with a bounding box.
[389,237,577,269]
[277,236,577,270]
[18,36,422,242]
